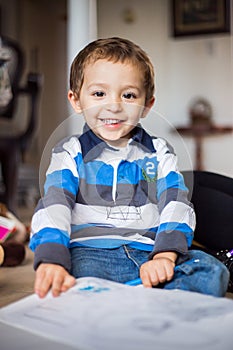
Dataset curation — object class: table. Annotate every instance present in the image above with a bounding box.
[175,124,233,170]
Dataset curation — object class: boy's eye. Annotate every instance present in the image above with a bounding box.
[123,92,137,99]
[93,91,105,97]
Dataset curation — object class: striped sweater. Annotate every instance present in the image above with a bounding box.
[30,124,195,271]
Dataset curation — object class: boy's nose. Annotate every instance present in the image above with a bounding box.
[106,102,122,113]
[106,97,123,113]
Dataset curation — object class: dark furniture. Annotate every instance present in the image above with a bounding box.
[0,36,42,213]
[182,170,233,251]
[182,170,233,292]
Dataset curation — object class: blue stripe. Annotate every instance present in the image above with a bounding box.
[148,227,159,233]
[71,223,114,234]
[157,172,187,198]
[128,241,154,251]
[74,152,83,166]
[77,157,158,186]
[158,222,193,234]
[70,239,154,251]
[44,169,78,195]
[70,238,133,249]
[29,227,70,251]
[78,161,114,185]
[158,222,193,246]
[117,161,140,184]
[117,157,158,184]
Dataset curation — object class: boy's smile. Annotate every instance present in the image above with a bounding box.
[69,59,154,147]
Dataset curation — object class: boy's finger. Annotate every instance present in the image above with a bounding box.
[61,275,76,292]
[165,265,175,281]
[51,274,66,297]
[140,270,152,288]
[34,276,51,298]
[34,269,51,298]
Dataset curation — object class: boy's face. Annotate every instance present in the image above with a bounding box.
[69,59,154,147]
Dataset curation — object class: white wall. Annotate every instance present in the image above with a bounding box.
[97,0,233,176]
[67,0,97,117]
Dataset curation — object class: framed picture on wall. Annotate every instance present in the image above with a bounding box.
[172,0,230,37]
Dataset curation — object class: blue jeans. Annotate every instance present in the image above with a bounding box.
[70,246,230,297]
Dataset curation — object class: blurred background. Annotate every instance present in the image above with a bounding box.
[0,0,232,215]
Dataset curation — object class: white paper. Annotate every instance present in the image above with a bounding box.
[1,277,233,350]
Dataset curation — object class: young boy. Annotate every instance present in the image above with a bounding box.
[29,37,229,298]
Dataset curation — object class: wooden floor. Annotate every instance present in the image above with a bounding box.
[0,246,35,308]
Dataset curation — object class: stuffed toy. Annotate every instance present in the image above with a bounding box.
[0,241,25,267]
[0,203,26,267]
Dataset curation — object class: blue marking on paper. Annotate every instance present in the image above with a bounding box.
[78,285,110,293]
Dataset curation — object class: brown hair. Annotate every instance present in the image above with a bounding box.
[69,37,155,104]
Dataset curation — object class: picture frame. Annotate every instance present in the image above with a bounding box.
[172,0,230,37]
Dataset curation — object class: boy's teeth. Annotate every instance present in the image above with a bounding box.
[103,119,120,124]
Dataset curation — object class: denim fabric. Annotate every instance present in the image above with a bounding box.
[70,246,229,297]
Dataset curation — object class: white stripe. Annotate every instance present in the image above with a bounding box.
[62,137,81,158]
[71,202,160,229]
[152,137,168,155]
[157,153,177,179]
[96,142,156,163]
[31,204,71,234]
[71,234,154,245]
[111,160,121,202]
[160,201,196,229]
[152,138,178,179]
[46,151,78,178]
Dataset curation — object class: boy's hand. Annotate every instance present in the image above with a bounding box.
[34,263,76,298]
[140,252,177,288]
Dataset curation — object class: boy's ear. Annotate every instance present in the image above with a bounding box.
[68,90,82,113]
[141,96,155,118]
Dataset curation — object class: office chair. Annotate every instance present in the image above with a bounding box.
[182,170,233,292]
[0,36,42,213]
[181,170,233,251]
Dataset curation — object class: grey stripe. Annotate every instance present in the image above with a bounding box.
[71,226,155,240]
[77,179,158,207]
[34,242,71,271]
[157,188,192,214]
[52,135,80,154]
[149,230,188,260]
[35,187,76,212]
